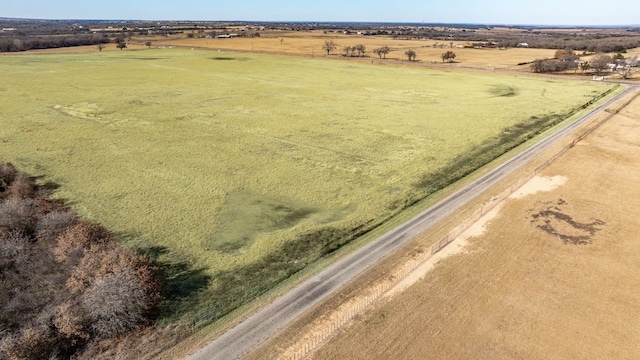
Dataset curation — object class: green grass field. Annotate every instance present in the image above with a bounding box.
[0,49,616,326]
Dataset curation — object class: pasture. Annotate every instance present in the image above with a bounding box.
[154,31,558,71]
[0,48,616,327]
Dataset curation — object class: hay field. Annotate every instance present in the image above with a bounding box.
[305,93,640,359]
[0,48,614,326]
[152,31,555,71]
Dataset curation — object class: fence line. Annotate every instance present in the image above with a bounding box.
[285,89,639,360]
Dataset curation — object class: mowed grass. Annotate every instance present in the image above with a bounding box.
[0,49,615,326]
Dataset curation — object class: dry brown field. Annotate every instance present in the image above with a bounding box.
[16,30,640,77]
[149,31,640,76]
[245,89,640,360]
[146,31,556,72]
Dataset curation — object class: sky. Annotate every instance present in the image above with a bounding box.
[2,0,639,26]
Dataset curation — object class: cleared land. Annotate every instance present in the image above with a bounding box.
[153,32,556,71]
[148,32,640,74]
[0,49,615,335]
[291,91,640,359]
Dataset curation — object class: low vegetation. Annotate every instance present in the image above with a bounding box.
[0,163,161,359]
[0,49,617,355]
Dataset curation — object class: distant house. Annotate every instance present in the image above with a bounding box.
[517,43,529,48]
[1,28,16,31]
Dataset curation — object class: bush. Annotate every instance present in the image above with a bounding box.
[36,210,78,243]
[0,198,37,236]
[0,163,162,360]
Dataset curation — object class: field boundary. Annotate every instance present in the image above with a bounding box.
[279,87,639,360]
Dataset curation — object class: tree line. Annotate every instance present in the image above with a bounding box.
[0,34,109,52]
[0,163,162,359]
[530,49,638,77]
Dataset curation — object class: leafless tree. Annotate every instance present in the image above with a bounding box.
[354,44,366,57]
[96,43,105,52]
[618,66,633,80]
[590,53,612,76]
[322,40,337,55]
[373,46,391,59]
[144,41,152,49]
[115,38,127,51]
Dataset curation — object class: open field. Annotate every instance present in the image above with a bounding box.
[147,31,640,74]
[284,91,640,359]
[0,48,616,335]
[152,32,557,71]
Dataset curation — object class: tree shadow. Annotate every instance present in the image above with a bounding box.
[138,246,212,321]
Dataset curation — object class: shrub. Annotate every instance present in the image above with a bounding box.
[0,163,162,360]
[0,198,37,236]
[0,163,18,193]
[36,210,78,243]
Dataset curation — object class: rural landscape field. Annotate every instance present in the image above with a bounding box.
[0,48,616,324]
[2,10,640,359]
[278,89,640,360]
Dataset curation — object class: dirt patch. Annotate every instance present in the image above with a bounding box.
[510,175,567,199]
[529,199,605,245]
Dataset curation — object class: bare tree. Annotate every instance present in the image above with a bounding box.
[343,45,352,57]
[115,38,127,51]
[618,66,633,80]
[354,44,366,57]
[322,40,337,55]
[580,61,591,73]
[96,43,105,52]
[590,53,612,76]
[373,45,391,59]
[144,41,152,49]
[405,49,417,61]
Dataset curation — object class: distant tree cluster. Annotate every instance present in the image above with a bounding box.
[343,44,366,57]
[530,49,580,73]
[0,163,161,359]
[530,58,578,73]
[0,34,109,52]
[498,36,640,53]
[372,46,391,59]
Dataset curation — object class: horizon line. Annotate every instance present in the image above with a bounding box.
[1,17,639,28]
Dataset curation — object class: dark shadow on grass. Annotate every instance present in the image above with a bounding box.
[138,246,212,322]
[209,56,251,61]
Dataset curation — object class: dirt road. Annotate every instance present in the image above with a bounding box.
[187,85,633,360]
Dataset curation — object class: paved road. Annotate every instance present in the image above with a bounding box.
[188,85,633,360]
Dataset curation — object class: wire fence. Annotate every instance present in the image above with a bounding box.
[285,88,639,360]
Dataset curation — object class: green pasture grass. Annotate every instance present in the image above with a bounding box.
[0,49,616,327]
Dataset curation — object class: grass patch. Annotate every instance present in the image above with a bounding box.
[0,49,617,330]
